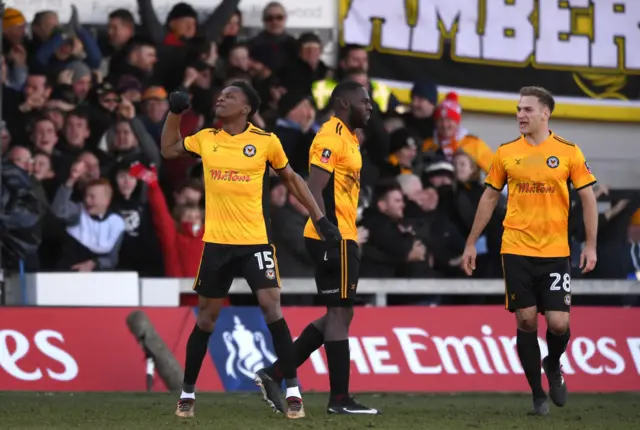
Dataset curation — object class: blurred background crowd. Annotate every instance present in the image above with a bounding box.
[1,0,639,300]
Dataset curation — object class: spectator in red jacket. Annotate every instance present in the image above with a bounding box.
[129,162,228,306]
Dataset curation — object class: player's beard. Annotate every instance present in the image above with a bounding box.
[348,105,363,129]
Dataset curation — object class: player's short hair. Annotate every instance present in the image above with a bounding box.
[330,80,364,110]
[520,86,555,114]
[229,81,261,117]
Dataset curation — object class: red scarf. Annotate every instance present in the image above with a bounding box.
[163,32,184,47]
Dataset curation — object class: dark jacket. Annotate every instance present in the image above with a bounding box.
[359,207,414,278]
[274,118,319,175]
[0,162,43,268]
[271,204,314,277]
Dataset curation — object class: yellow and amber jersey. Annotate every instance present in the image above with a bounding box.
[304,117,362,242]
[485,131,596,258]
[182,123,288,245]
[423,134,494,173]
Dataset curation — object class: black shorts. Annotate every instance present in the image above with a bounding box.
[502,253,572,314]
[193,243,280,298]
[305,238,360,307]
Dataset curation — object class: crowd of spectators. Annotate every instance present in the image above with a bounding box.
[1,1,639,293]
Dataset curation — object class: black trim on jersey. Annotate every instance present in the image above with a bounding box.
[335,123,343,135]
[262,163,273,242]
[250,129,271,137]
[485,182,504,191]
[575,180,597,191]
[310,163,332,174]
[272,161,289,172]
[499,137,520,147]
[553,135,575,146]
[210,129,221,135]
[323,172,338,228]
[181,139,201,158]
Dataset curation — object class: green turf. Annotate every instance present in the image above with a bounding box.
[0,392,638,430]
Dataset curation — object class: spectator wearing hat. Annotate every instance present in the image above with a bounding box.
[280,33,332,95]
[55,60,94,105]
[2,7,27,53]
[35,6,102,76]
[421,92,493,173]
[138,0,239,46]
[139,86,169,144]
[248,2,298,75]
[273,92,319,174]
[116,75,144,104]
[402,80,438,142]
[137,0,239,90]
[381,128,419,177]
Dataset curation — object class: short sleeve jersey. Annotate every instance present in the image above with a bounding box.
[183,123,288,245]
[485,131,596,258]
[303,117,362,241]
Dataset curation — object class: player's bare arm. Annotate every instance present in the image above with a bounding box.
[307,165,331,216]
[462,186,501,275]
[276,164,324,222]
[276,164,341,242]
[577,185,598,273]
[160,92,191,159]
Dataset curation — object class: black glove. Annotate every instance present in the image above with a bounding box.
[317,217,342,243]
[169,91,190,114]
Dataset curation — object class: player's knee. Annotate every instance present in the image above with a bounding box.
[327,306,353,329]
[547,315,570,335]
[311,315,327,332]
[515,307,538,332]
[196,311,217,332]
[196,298,222,332]
[516,315,538,332]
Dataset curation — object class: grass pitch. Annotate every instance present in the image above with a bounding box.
[0,392,638,430]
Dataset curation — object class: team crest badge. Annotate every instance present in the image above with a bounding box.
[265,269,275,280]
[546,156,559,169]
[243,144,256,157]
[320,148,332,163]
[564,294,571,306]
[585,161,592,174]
